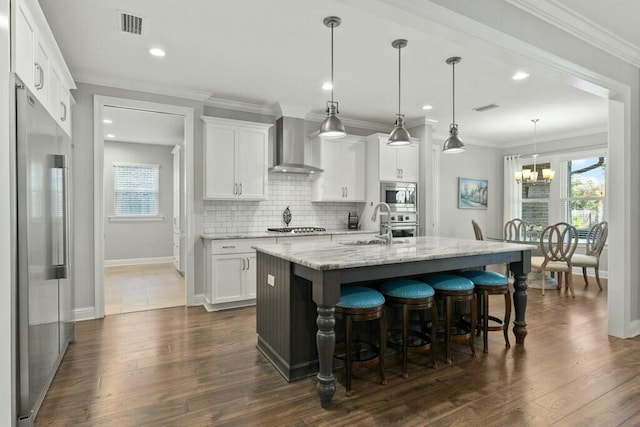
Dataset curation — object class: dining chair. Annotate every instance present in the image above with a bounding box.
[531,222,579,297]
[504,218,528,241]
[472,220,484,241]
[572,221,608,291]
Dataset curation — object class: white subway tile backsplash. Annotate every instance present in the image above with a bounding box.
[203,173,362,233]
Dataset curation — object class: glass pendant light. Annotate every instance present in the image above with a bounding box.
[442,56,466,153]
[515,119,555,184]
[387,39,411,146]
[319,16,346,139]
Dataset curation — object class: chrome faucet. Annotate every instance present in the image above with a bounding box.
[371,202,393,246]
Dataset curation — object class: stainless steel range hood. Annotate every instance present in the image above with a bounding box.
[269,115,323,174]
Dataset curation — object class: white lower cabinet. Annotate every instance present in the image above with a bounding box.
[205,238,275,311]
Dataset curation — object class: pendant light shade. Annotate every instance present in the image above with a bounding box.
[319,16,346,139]
[443,56,466,153]
[388,39,411,146]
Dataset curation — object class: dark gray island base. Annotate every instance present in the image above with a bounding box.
[253,236,532,408]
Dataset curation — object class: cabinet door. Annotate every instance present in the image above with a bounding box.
[343,140,366,201]
[57,82,71,136]
[236,128,267,200]
[211,254,245,303]
[378,140,399,181]
[14,2,35,90]
[33,38,50,106]
[397,144,419,182]
[322,139,345,200]
[204,124,237,199]
[244,253,257,299]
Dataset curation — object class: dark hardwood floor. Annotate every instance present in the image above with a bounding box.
[36,277,640,426]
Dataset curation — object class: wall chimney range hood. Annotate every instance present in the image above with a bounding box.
[269,103,323,174]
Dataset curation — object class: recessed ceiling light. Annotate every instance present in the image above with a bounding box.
[422,105,433,111]
[103,119,113,124]
[149,48,166,57]
[512,72,530,80]
[322,82,332,90]
[106,134,115,138]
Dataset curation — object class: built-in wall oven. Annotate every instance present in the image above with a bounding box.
[380,181,417,213]
[381,213,419,238]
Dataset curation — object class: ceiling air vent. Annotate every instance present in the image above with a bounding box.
[119,11,144,36]
[473,103,500,112]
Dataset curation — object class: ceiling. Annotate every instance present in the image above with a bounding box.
[39,0,628,147]
[103,106,184,146]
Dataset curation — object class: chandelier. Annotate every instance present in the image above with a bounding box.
[515,119,555,184]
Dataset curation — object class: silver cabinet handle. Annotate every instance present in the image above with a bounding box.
[345,187,348,197]
[240,258,245,270]
[246,258,250,270]
[397,168,400,178]
[400,168,403,179]
[222,245,236,249]
[239,183,242,195]
[54,154,69,279]
[34,62,44,89]
[60,102,67,122]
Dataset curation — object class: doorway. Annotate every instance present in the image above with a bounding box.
[93,96,195,318]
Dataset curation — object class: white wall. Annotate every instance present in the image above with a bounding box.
[435,143,504,240]
[104,141,174,261]
[1,0,14,422]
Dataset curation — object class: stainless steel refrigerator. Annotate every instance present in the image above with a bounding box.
[13,78,74,425]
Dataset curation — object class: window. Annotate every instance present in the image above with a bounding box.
[521,162,551,228]
[560,156,606,236]
[113,162,159,216]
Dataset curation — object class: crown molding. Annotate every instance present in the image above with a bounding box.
[205,97,276,116]
[305,112,390,133]
[506,0,640,68]
[73,71,213,101]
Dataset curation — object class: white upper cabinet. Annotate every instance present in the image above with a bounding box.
[13,0,75,136]
[202,117,271,200]
[311,134,366,202]
[373,135,419,182]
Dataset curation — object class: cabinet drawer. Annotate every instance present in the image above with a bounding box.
[209,238,276,254]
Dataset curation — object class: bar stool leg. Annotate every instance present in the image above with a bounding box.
[483,290,490,353]
[345,316,353,397]
[470,294,477,358]
[430,304,438,369]
[503,291,511,348]
[401,304,409,378]
[445,295,452,364]
[379,312,387,385]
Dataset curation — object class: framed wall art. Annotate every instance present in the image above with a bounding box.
[458,177,488,209]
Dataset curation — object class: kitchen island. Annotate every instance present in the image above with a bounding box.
[253,236,533,408]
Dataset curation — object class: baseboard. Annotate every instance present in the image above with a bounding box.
[104,256,173,267]
[571,267,608,279]
[73,306,96,321]
[629,320,640,338]
[203,298,256,312]
[190,294,205,306]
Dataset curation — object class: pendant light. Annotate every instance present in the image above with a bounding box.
[515,119,555,184]
[319,16,346,139]
[442,56,466,153]
[387,39,411,146]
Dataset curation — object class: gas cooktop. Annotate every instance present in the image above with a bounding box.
[267,227,326,233]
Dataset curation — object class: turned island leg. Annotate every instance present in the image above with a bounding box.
[316,305,336,408]
[510,254,531,344]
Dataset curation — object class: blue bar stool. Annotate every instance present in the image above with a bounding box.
[381,278,438,378]
[458,270,511,353]
[335,286,387,396]
[423,273,476,364]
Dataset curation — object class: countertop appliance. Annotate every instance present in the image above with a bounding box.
[380,181,417,212]
[267,227,327,233]
[348,211,359,229]
[12,79,75,425]
[381,212,419,238]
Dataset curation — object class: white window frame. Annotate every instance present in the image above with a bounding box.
[110,161,163,221]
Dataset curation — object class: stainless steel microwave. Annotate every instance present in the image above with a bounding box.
[380,181,417,212]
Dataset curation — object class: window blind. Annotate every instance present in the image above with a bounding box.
[113,162,159,216]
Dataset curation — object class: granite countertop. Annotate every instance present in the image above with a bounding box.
[252,236,536,270]
[200,229,378,240]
